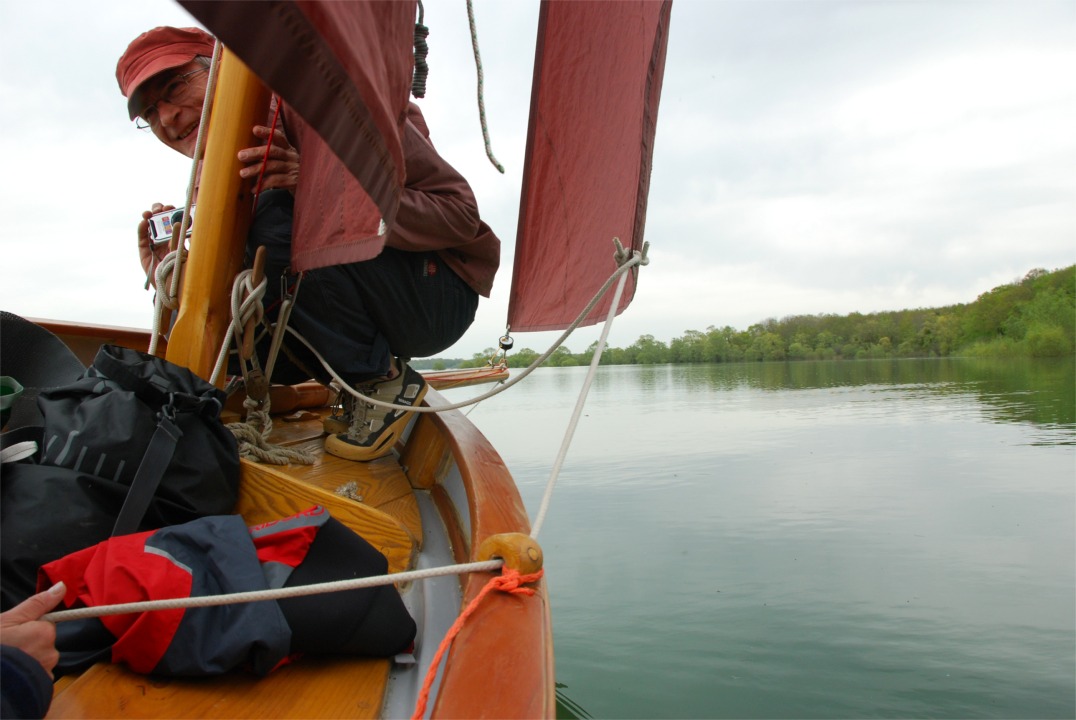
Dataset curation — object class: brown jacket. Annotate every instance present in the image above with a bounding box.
[283,102,500,297]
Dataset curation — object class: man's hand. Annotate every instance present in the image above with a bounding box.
[0,582,66,679]
[238,125,300,193]
[138,202,176,286]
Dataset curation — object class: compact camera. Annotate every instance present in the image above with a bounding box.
[148,205,196,246]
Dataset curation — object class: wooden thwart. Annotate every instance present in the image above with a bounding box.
[235,428,419,574]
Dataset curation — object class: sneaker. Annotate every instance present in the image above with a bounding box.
[322,390,356,435]
[324,363,428,461]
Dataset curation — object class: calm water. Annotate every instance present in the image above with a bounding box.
[443,358,1075,719]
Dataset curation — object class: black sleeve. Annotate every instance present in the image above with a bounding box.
[0,645,53,719]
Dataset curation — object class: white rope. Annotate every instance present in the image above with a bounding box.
[148,249,184,356]
[293,240,648,415]
[530,261,633,539]
[65,240,649,622]
[43,560,502,624]
[465,0,504,173]
[209,268,267,387]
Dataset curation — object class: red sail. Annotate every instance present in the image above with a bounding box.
[507,0,671,332]
[179,0,416,272]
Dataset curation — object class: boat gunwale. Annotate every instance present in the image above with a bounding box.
[30,319,555,718]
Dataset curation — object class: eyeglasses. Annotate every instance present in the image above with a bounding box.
[134,67,209,131]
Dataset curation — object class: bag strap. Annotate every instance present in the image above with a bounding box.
[111,407,184,537]
[0,425,43,464]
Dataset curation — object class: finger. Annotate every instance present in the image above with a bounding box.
[252,125,294,151]
[0,582,66,626]
[239,161,287,179]
[239,145,294,164]
[251,125,278,140]
[238,147,268,164]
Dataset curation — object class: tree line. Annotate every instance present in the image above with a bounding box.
[447,265,1075,369]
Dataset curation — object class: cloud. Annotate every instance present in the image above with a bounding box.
[2,0,1072,361]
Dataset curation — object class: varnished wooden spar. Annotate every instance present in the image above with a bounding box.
[164,49,269,384]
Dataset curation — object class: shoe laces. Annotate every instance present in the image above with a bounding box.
[345,384,376,440]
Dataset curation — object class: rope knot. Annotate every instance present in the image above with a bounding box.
[411,564,544,719]
[491,567,543,596]
[153,250,186,309]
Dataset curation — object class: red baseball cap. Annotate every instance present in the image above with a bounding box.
[116,26,216,120]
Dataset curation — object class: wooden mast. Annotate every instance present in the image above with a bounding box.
[165,49,270,384]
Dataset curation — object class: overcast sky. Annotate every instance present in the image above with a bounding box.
[1,0,1072,359]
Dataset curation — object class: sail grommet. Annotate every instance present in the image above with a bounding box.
[477,533,543,574]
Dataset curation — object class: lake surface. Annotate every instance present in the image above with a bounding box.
[442,358,1075,719]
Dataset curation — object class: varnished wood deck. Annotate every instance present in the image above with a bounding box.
[43,385,554,719]
[47,408,418,719]
[47,656,391,719]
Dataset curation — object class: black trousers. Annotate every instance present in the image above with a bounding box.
[247,191,478,386]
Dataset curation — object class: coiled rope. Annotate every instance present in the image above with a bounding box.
[217,269,315,466]
[412,1,430,98]
[466,0,504,173]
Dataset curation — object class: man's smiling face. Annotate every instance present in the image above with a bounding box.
[132,60,209,158]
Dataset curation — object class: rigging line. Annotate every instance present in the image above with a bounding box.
[208,267,266,386]
[530,262,632,540]
[173,42,222,301]
[148,251,181,357]
[250,99,283,216]
[264,272,303,383]
[42,255,641,621]
[48,249,647,623]
[282,243,646,414]
[42,560,504,624]
[466,0,504,173]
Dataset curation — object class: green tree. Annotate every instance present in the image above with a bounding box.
[670,329,707,363]
[629,334,668,364]
[506,348,540,369]
[547,346,578,367]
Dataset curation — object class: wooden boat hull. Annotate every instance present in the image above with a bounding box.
[35,323,553,719]
[33,319,509,395]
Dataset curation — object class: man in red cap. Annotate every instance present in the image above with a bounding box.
[116,26,500,463]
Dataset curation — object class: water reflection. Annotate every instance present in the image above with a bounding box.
[555,683,592,719]
[673,358,1076,437]
[446,358,1075,719]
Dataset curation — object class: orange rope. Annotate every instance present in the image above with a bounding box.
[411,566,544,719]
